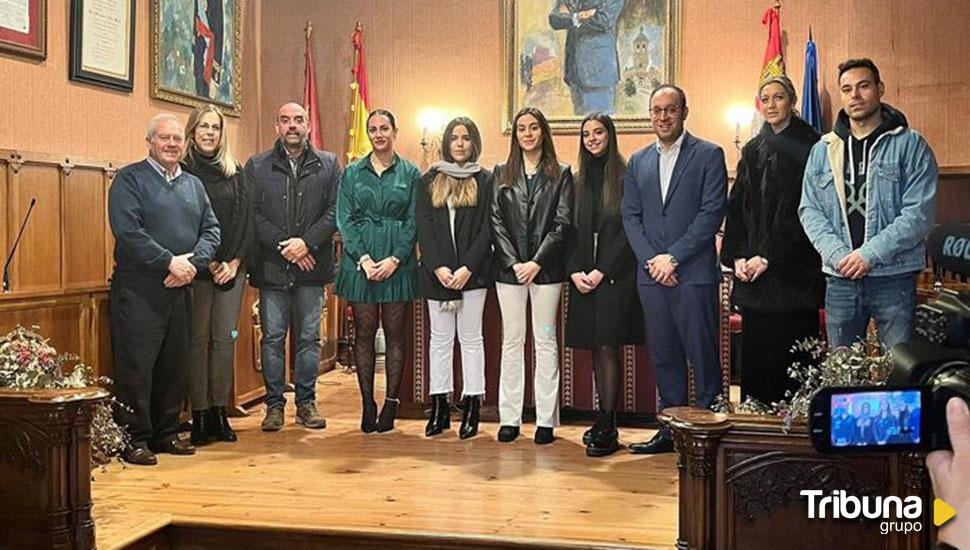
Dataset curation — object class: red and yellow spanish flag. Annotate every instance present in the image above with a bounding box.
[759,6,785,88]
[347,23,371,162]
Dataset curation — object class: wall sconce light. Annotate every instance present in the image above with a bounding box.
[417,107,447,170]
[725,103,756,150]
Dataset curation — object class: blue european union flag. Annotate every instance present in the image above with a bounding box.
[802,29,823,133]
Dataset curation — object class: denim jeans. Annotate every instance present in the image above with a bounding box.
[259,285,323,408]
[825,273,917,352]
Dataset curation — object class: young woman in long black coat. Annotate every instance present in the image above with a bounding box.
[565,113,643,457]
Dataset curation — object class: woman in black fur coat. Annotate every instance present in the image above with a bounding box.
[721,75,824,405]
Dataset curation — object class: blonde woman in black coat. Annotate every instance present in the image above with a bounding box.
[416,117,493,439]
[721,75,823,405]
[565,113,643,457]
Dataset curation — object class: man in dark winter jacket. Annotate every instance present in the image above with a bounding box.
[246,102,342,431]
[799,58,937,352]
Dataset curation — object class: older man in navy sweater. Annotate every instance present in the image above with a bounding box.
[108,113,220,465]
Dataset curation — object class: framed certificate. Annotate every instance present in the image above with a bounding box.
[0,0,47,60]
[69,0,136,91]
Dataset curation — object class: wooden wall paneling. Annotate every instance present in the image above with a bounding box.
[0,295,84,360]
[62,166,107,289]
[231,285,265,410]
[1,155,7,265]
[7,161,62,293]
[104,167,116,287]
[937,168,970,226]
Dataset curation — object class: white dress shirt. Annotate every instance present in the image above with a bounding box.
[657,132,686,204]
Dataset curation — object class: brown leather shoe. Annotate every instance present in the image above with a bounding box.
[296,403,327,429]
[121,447,157,466]
[149,438,196,455]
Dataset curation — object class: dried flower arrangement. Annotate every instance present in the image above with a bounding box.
[0,325,127,465]
[714,337,892,432]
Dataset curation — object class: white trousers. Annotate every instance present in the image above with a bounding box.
[495,282,562,428]
[427,288,488,397]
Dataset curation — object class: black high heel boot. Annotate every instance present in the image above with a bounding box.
[209,406,237,442]
[190,410,210,446]
[425,394,450,437]
[586,410,620,457]
[458,395,480,440]
[361,400,378,433]
[376,398,399,433]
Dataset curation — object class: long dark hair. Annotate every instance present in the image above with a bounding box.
[500,107,560,189]
[576,113,625,218]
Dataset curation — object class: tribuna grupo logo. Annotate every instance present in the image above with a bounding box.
[800,490,923,535]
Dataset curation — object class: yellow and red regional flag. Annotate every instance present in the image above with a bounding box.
[347,22,372,162]
[759,6,785,89]
[304,21,323,150]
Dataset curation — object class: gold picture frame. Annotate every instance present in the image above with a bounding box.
[150,0,243,116]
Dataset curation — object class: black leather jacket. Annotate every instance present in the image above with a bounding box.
[490,162,574,284]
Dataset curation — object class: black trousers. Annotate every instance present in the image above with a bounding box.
[110,274,192,449]
[739,307,820,405]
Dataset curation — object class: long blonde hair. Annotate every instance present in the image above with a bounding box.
[430,174,478,208]
[183,104,238,177]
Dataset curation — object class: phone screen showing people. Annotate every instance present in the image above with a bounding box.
[830,390,922,448]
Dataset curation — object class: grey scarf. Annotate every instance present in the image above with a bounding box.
[430,160,482,179]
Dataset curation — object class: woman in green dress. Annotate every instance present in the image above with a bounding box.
[335,109,421,433]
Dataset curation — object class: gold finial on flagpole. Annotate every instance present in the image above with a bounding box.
[773,1,780,10]
[305,21,312,39]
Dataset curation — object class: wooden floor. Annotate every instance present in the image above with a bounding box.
[92,368,679,549]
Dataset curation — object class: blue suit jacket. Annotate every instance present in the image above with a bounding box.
[548,0,623,89]
[621,132,728,286]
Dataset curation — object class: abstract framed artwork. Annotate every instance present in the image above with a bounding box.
[69,0,136,91]
[150,0,243,116]
[502,0,681,133]
[0,0,47,60]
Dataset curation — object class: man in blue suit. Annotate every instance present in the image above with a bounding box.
[621,85,728,454]
[549,0,625,115]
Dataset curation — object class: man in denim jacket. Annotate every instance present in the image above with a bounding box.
[799,58,937,351]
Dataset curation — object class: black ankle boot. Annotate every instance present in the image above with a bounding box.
[582,411,602,445]
[209,406,237,442]
[586,411,620,457]
[459,395,480,440]
[190,410,210,446]
[376,398,399,433]
[361,400,378,433]
[425,394,450,437]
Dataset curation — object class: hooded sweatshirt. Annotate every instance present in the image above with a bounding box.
[832,103,908,249]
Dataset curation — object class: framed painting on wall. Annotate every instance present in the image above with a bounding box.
[69,0,136,91]
[150,0,242,116]
[0,0,47,60]
[502,0,681,133]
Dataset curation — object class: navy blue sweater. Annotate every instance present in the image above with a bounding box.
[108,160,221,279]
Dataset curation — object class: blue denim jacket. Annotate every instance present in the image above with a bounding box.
[798,125,937,277]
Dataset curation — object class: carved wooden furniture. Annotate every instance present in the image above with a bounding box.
[659,407,933,550]
[0,387,108,550]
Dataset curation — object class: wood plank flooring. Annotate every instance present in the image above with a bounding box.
[93,369,678,549]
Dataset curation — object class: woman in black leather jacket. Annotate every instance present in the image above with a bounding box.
[491,107,573,445]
